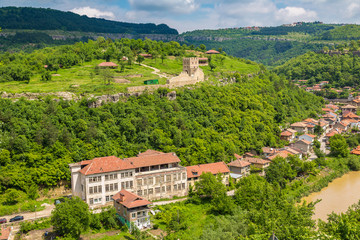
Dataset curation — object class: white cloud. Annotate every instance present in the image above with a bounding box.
[128,0,198,14]
[276,6,317,22]
[70,6,115,19]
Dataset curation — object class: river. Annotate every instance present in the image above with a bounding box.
[302,171,360,221]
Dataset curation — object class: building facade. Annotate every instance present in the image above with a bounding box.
[69,150,187,206]
[185,162,230,188]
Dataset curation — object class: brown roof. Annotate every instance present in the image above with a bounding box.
[112,189,151,209]
[228,159,251,168]
[267,150,293,161]
[242,157,270,165]
[78,150,181,175]
[286,129,297,134]
[290,122,307,128]
[186,162,230,178]
[351,146,360,155]
[343,112,359,119]
[262,147,277,155]
[206,50,220,54]
[326,130,341,137]
[297,139,312,145]
[98,62,118,67]
[281,130,292,136]
[234,153,243,159]
[303,134,316,138]
[326,104,339,110]
[0,227,11,240]
[304,118,318,124]
[341,104,357,109]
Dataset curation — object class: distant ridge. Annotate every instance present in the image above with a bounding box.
[0,7,178,35]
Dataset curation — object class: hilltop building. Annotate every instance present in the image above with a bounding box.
[167,57,205,86]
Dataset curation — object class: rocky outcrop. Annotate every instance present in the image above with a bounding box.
[0,91,79,101]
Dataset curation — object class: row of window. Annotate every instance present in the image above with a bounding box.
[137,173,186,186]
[89,171,133,183]
[105,195,114,202]
[89,197,102,205]
[105,183,118,192]
[89,185,102,194]
[131,211,147,219]
[137,183,186,196]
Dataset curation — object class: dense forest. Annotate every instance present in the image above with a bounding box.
[275,43,360,88]
[0,7,178,34]
[321,25,360,40]
[0,69,323,194]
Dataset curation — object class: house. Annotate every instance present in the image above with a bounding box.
[69,150,188,206]
[290,122,308,134]
[186,162,230,188]
[242,157,271,175]
[139,53,152,59]
[205,49,220,54]
[293,140,312,154]
[325,129,342,143]
[228,159,251,178]
[341,104,357,113]
[342,111,360,120]
[261,147,277,157]
[280,130,294,141]
[320,81,329,86]
[342,119,360,129]
[243,152,256,158]
[351,146,360,155]
[0,227,12,240]
[112,189,151,230]
[284,147,303,159]
[322,108,333,113]
[352,98,360,107]
[299,134,316,143]
[326,104,339,112]
[98,62,118,68]
[267,150,293,161]
[333,122,349,132]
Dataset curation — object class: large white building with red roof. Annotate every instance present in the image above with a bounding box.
[69,150,187,206]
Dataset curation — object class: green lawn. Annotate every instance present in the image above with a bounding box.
[0,55,260,96]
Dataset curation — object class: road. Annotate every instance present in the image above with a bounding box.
[309,130,330,161]
[140,63,169,80]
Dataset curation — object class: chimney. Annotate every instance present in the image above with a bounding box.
[119,193,125,202]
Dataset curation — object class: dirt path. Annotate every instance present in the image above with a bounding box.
[140,63,169,79]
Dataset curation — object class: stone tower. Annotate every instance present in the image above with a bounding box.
[183,57,199,76]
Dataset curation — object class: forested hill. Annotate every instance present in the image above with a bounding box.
[0,7,178,34]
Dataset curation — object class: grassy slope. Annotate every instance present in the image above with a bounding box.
[0,55,259,95]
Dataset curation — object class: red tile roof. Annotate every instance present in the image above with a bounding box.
[228,159,251,168]
[290,122,307,127]
[343,112,359,119]
[341,104,357,109]
[112,189,151,209]
[351,146,360,155]
[267,150,293,161]
[234,153,243,159]
[186,162,230,178]
[326,130,341,137]
[98,62,118,67]
[1,226,11,240]
[304,134,316,138]
[205,50,220,54]
[262,147,277,155]
[242,157,270,165]
[297,139,312,145]
[78,150,181,175]
[281,130,292,136]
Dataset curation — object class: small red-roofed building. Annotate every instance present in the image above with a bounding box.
[353,98,360,107]
[341,104,357,113]
[322,108,333,113]
[280,130,294,142]
[299,133,316,143]
[334,121,349,132]
[228,159,251,177]
[205,49,220,54]
[290,122,308,134]
[351,146,360,155]
[342,111,360,120]
[306,87,313,92]
[186,162,230,187]
[112,189,151,230]
[320,81,329,86]
[0,226,12,240]
[293,140,312,154]
[261,147,277,157]
[139,53,152,59]
[326,104,339,112]
[325,129,342,143]
[98,62,118,68]
[267,150,293,161]
[242,157,271,176]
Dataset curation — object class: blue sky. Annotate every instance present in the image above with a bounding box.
[1,0,360,33]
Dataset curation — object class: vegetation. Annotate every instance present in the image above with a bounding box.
[0,7,178,35]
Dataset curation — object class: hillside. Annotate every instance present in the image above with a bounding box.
[0,7,178,34]
[182,23,360,66]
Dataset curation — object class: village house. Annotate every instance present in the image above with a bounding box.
[326,104,339,112]
[333,122,349,132]
[342,119,360,130]
[97,62,118,68]
[267,150,293,161]
[342,111,360,121]
[284,147,303,159]
[205,49,220,54]
[261,147,277,157]
[227,159,251,179]
[352,98,360,107]
[320,81,329,86]
[325,129,342,143]
[351,146,360,155]
[0,227,12,240]
[242,157,271,176]
[299,133,316,143]
[280,130,295,142]
[112,189,152,230]
[341,104,357,113]
[290,122,308,134]
[69,150,188,206]
[292,140,312,154]
[186,162,230,188]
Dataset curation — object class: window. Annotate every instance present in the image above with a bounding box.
[143,178,147,185]
[162,186,165,192]
[125,172,128,177]
[155,187,160,193]
[137,190,142,196]
[89,187,93,194]
[132,213,136,218]
[81,184,84,192]
[144,189,147,195]
[148,177,153,185]
[166,185,171,192]
[173,174,177,181]
[160,175,165,183]
[178,184,181,190]
[121,182,125,189]
[121,173,124,178]
[155,176,160,184]
[90,198,93,205]
[166,175,171,182]
[137,179,142,186]
[182,183,185,189]
[129,172,133,177]
[114,183,118,191]
[106,196,110,202]
[106,184,109,192]
[174,184,177,191]
[126,181,129,189]
[105,175,109,181]
[182,173,186,180]
[148,188,153,194]
[130,181,133,188]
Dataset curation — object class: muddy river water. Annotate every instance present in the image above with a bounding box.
[302,171,360,221]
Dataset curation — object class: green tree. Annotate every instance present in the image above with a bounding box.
[100,68,113,85]
[265,156,296,188]
[137,55,145,65]
[40,70,52,82]
[51,197,90,239]
[330,134,349,157]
